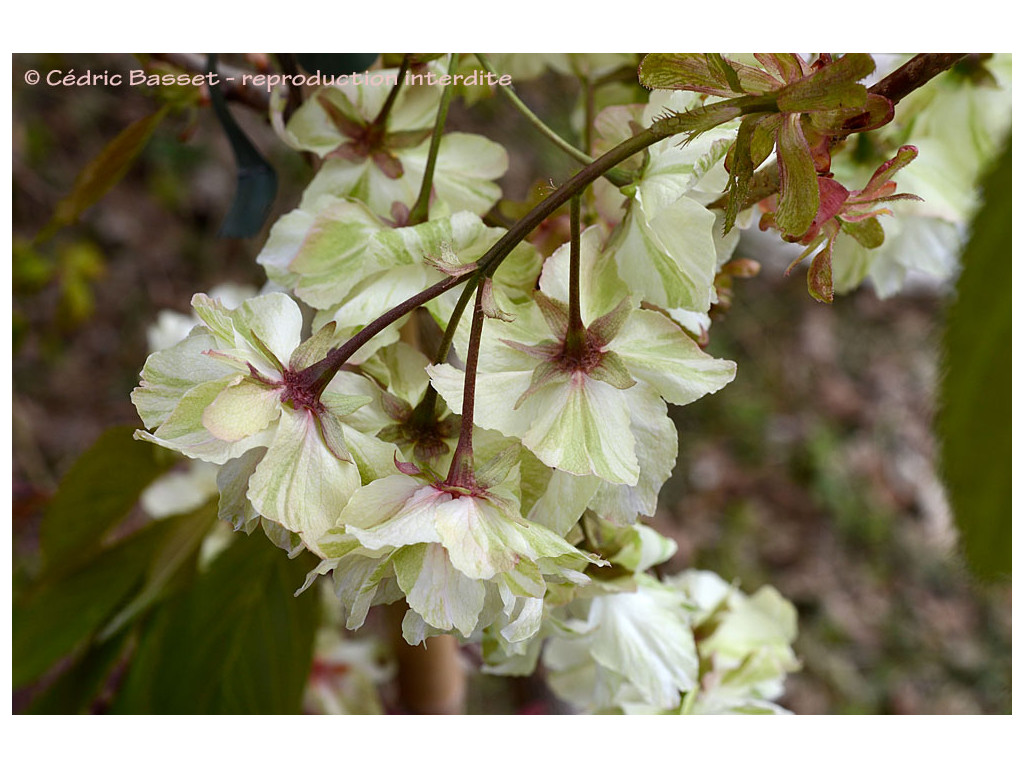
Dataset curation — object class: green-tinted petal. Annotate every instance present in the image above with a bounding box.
[527,470,601,537]
[607,523,679,573]
[538,227,629,324]
[433,494,521,580]
[608,309,736,406]
[400,132,508,217]
[606,191,718,312]
[524,375,639,484]
[590,381,678,524]
[246,406,362,553]
[216,448,265,534]
[287,198,387,309]
[202,377,282,442]
[139,378,272,463]
[132,327,238,429]
[340,474,441,551]
[394,542,486,637]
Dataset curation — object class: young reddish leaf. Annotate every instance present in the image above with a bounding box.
[754,54,808,83]
[775,114,820,238]
[750,113,781,167]
[807,240,835,303]
[862,145,919,197]
[639,53,742,96]
[776,53,875,113]
[639,53,778,96]
[837,93,896,134]
[723,115,762,233]
[800,177,851,243]
[706,53,745,95]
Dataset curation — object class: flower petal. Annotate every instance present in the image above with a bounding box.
[246,406,362,553]
[394,542,486,637]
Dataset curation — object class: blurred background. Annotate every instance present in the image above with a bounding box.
[11,53,1011,714]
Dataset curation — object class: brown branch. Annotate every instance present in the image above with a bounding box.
[870,53,968,106]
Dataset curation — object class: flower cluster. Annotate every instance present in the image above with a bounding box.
[129,53,1003,713]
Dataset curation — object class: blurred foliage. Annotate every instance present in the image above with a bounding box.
[937,139,1011,581]
[13,427,321,713]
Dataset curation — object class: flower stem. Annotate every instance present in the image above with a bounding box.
[304,274,460,397]
[408,54,460,225]
[474,53,632,188]
[445,281,486,488]
[370,54,412,130]
[564,194,587,358]
[409,273,479,429]
[581,75,595,157]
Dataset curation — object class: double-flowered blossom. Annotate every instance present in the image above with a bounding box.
[316,446,602,645]
[543,573,700,712]
[132,292,395,554]
[593,90,739,321]
[659,570,801,714]
[272,58,507,220]
[429,226,736,523]
[257,202,541,363]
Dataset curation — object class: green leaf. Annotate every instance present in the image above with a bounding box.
[111,533,321,713]
[13,516,177,688]
[99,503,218,640]
[24,629,132,714]
[840,217,885,249]
[41,107,168,239]
[40,425,171,572]
[938,139,1011,581]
